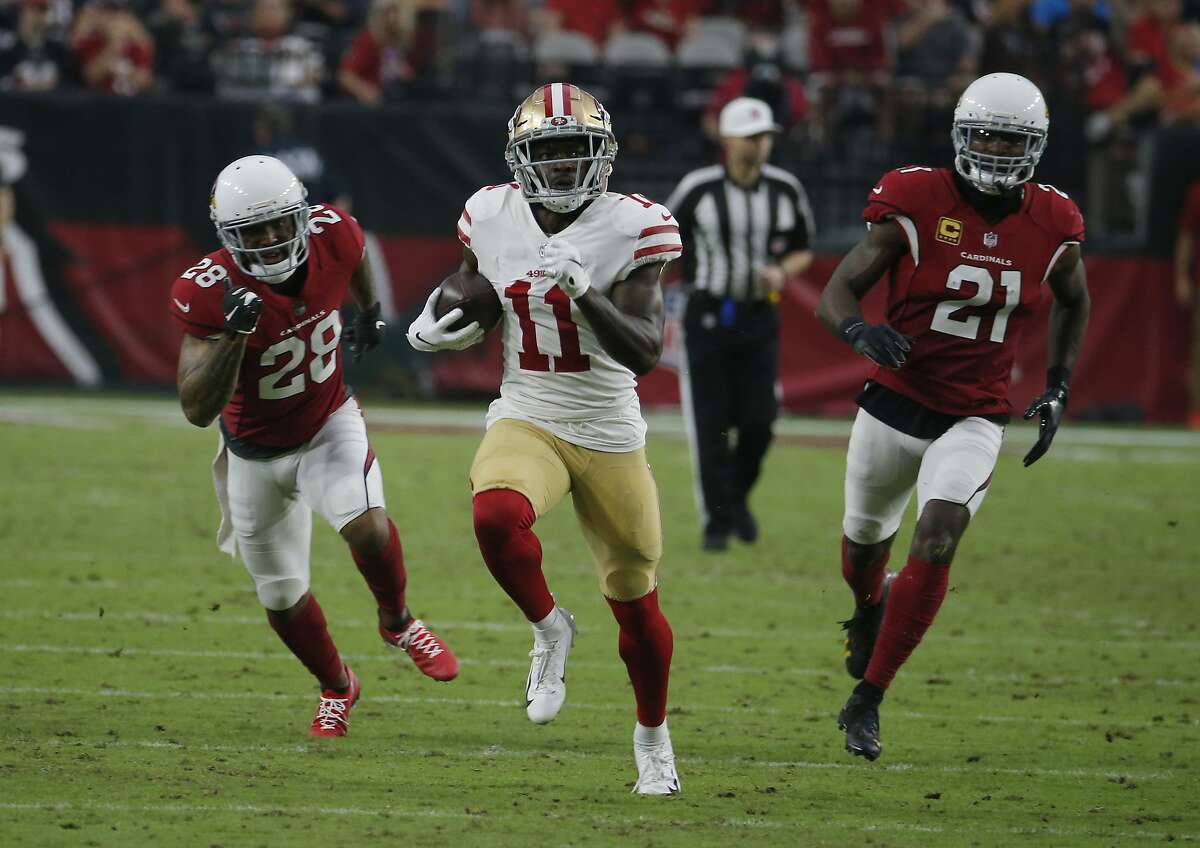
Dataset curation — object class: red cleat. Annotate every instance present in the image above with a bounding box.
[307,665,361,738]
[381,618,459,681]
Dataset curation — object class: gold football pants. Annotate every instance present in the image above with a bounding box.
[469,418,663,601]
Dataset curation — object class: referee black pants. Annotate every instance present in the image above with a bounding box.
[681,293,779,533]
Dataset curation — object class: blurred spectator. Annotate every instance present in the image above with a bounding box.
[888,0,980,143]
[535,0,625,46]
[147,0,215,93]
[977,0,1047,85]
[339,0,413,104]
[806,0,895,145]
[1126,0,1181,80]
[1175,179,1200,428]
[627,0,700,49]
[71,0,154,96]
[1088,18,1200,135]
[252,102,351,208]
[703,27,807,140]
[1054,5,1125,113]
[468,0,528,36]
[0,0,71,92]
[214,0,324,102]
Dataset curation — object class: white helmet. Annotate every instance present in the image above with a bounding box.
[952,73,1048,194]
[210,155,309,284]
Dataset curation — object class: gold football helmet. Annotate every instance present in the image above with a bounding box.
[505,83,617,213]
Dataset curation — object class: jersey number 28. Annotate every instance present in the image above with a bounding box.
[930,264,1020,344]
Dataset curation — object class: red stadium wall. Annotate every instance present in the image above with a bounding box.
[4,226,1189,422]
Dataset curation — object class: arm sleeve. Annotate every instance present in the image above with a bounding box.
[863,167,925,224]
[617,199,684,280]
[169,272,224,337]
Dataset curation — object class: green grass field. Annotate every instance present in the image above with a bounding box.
[1,392,1197,847]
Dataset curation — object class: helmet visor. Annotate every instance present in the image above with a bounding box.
[953,122,1046,191]
[217,203,310,280]
[507,128,614,211]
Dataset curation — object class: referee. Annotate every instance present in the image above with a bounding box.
[666,97,814,552]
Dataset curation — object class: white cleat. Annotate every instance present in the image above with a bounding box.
[524,606,576,724]
[633,722,681,796]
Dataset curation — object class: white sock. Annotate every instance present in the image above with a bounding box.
[531,607,560,637]
[635,721,668,746]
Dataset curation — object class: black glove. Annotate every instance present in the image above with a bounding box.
[222,279,263,336]
[839,318,912,368]
[1022,367,1070,467]
[343,302,385,362]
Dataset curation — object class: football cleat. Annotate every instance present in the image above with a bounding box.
[525,607,576,724]
[381,618,460,682]
[838,691,882,761]
[732,506,758,544]
[308,665,361,738]
[633,724,681,796]
[840,571,895,679]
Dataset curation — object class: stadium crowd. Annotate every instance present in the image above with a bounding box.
[0,1,1196,135]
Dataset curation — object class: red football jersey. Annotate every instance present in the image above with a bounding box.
[863,167,1085,416]
[169,204,365,450]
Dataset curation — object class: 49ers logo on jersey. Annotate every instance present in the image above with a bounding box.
[936,217,963,245]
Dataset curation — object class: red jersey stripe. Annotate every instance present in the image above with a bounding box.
[462,208,472,225]
[633,243,682,260]
[456,225,471,246]
[638,224,680,238]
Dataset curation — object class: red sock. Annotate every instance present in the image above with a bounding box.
[266,595,344,689]
[350,518,407,618]
[606,588,674,727]
[472,489,554,623]
[841,535,889,607]
[864,555,950,690]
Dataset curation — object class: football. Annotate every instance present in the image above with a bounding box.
[435,270,502,333]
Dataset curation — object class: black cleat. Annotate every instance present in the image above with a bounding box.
[732,506,758,544]
[840,571,894,679]
[838,692,882,761]
[702,529,729,552]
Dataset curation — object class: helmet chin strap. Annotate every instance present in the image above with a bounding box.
[252,260,297,285]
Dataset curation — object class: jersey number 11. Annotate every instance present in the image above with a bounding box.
[504,282,592,373]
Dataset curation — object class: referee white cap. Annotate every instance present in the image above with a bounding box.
[718,97,782,138]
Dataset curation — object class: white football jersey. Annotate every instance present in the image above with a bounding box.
[457,183,683,451]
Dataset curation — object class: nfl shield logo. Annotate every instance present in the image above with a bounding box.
[983,232,999,248]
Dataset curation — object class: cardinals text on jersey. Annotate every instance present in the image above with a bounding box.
[863,166,1084,417]
[457,184,681,451]
[169,204,366,453]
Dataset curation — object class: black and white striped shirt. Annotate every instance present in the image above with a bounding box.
[665,163,814,301]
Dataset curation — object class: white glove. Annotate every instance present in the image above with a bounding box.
[406,288,485,352]
[540,239,591,299]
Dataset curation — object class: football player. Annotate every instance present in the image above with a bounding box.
[406,84,684,794]
[816,73,1091,760]
[171,155,459,738]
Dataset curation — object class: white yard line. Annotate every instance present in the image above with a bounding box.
[5,684,1192,730]
[3,642,1196,690]
[0,800,1193,841]
[0,736,1180,784]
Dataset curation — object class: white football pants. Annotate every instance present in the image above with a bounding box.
[211,397,385,610]
[842,407,1004,545]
